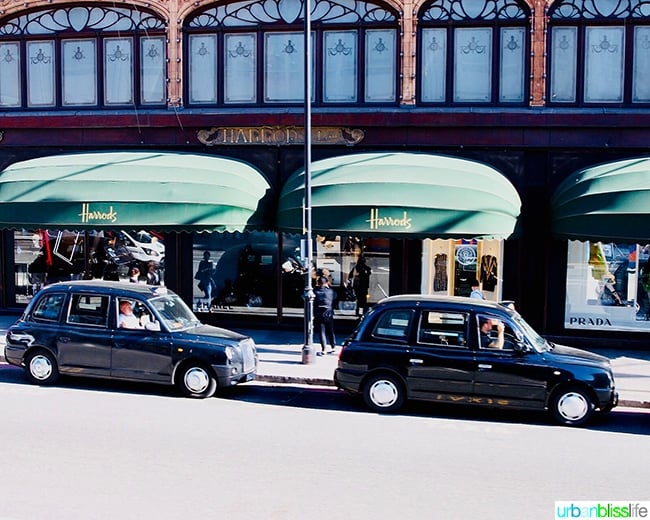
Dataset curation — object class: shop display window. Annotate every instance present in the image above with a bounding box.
[13,229,165,304]
[565,241,650,331]
[190,231,390,314]
[423,238,503,301]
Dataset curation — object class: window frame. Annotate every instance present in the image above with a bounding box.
[547,0,650,107]
[0,6,167,110]
[183,0,400,108]
[417,0,530,106]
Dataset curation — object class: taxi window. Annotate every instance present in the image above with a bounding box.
[371,309,414,341]
[32,293,66,322]
[418,311,468,347]
[67,294,109,327]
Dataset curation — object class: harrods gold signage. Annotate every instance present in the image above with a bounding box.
[197,126,365,146]
[367,208,412,230]
[79,203,118,223]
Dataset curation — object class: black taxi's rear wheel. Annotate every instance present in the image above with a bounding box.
[550,386,595,426]
[177,363,217,399]
[26,350,59,385]
[363,373,405,413]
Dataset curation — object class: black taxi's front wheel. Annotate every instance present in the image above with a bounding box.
[177,363,217,399]
[363,373,405,413]
[550,386,595,426]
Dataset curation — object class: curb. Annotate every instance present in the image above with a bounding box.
[618,398,650,409]
[257,374,336,387]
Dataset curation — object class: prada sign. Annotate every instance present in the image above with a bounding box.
[197,126,365,146]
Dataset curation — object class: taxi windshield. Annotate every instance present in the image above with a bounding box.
[511,313,551,352]
[149,294,201,330]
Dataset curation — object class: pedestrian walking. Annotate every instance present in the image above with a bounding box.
[313,275,336,356]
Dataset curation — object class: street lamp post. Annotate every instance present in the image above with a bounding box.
[301,0,315,364]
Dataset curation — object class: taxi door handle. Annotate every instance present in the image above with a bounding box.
[478,363,492,370]
[409,358,423,365]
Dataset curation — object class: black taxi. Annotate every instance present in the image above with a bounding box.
[334,295,618,426]
[5,280,257,398]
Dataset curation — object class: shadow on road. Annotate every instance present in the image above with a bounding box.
[1,364,648,435]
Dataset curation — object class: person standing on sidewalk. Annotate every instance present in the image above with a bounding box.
[469,278,485,300]
[314,276,336,356]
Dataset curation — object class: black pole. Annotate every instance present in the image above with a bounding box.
[301,0,315,364]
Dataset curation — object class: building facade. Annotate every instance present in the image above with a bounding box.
[1,0,649,348]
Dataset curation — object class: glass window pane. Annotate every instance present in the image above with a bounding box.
[499,27,525,102]
[225,33,256,104]
[0,42,21,107]
[141,36,165,104]
[323,30,357,103]
[190,34,218,104]
[27,40,55,107]
[265,32,304,102]
[62,39,97,106]
[454,28,492,102]
[633,26,650,103]
[585,26,624,102]
[104,38,133,105]
[550,27,577,103]
[421,28,447,102]
[365,29,396,102]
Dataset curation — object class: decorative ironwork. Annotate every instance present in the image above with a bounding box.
[30,48,51,65]
[188,0,396,28]
[327,39,352,56]
[197,42,210,57]
[558,34,571,50]
[72,46,85,61]
[505,34,520,51]
[2,48,15,63]
[428,36,441,52]
[461,36,486,54]
[0,6,165,36]
[107,45,129,62]
[146,44,159,60]
[421,0,527,22]
[550,0,650,19]
[283,39,296,54]
[229,41,252,58]
[373,37,388,53]
[592,34,618,52]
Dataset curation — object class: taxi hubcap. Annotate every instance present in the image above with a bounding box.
[30,355,52,380]
[184,367,209,393]
[557,392,588,420]
[369,380,398,407]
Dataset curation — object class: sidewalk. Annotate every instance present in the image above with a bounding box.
[1,313,649,408]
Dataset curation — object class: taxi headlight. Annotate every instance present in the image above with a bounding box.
[225,346,235,361]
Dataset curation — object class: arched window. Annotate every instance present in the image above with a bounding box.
[184,0,399,106]
[0,6,166,109]
[417,0,529,105]
[548,0,650,105]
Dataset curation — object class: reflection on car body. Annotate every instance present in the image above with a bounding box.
[334,295,618,426]
[5,280,257,398]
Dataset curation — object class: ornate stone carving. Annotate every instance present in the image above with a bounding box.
[197,126,365,146]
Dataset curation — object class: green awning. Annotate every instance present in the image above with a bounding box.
[277,152,521,239]
[551,157,650,242]
[0,151,272,232]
